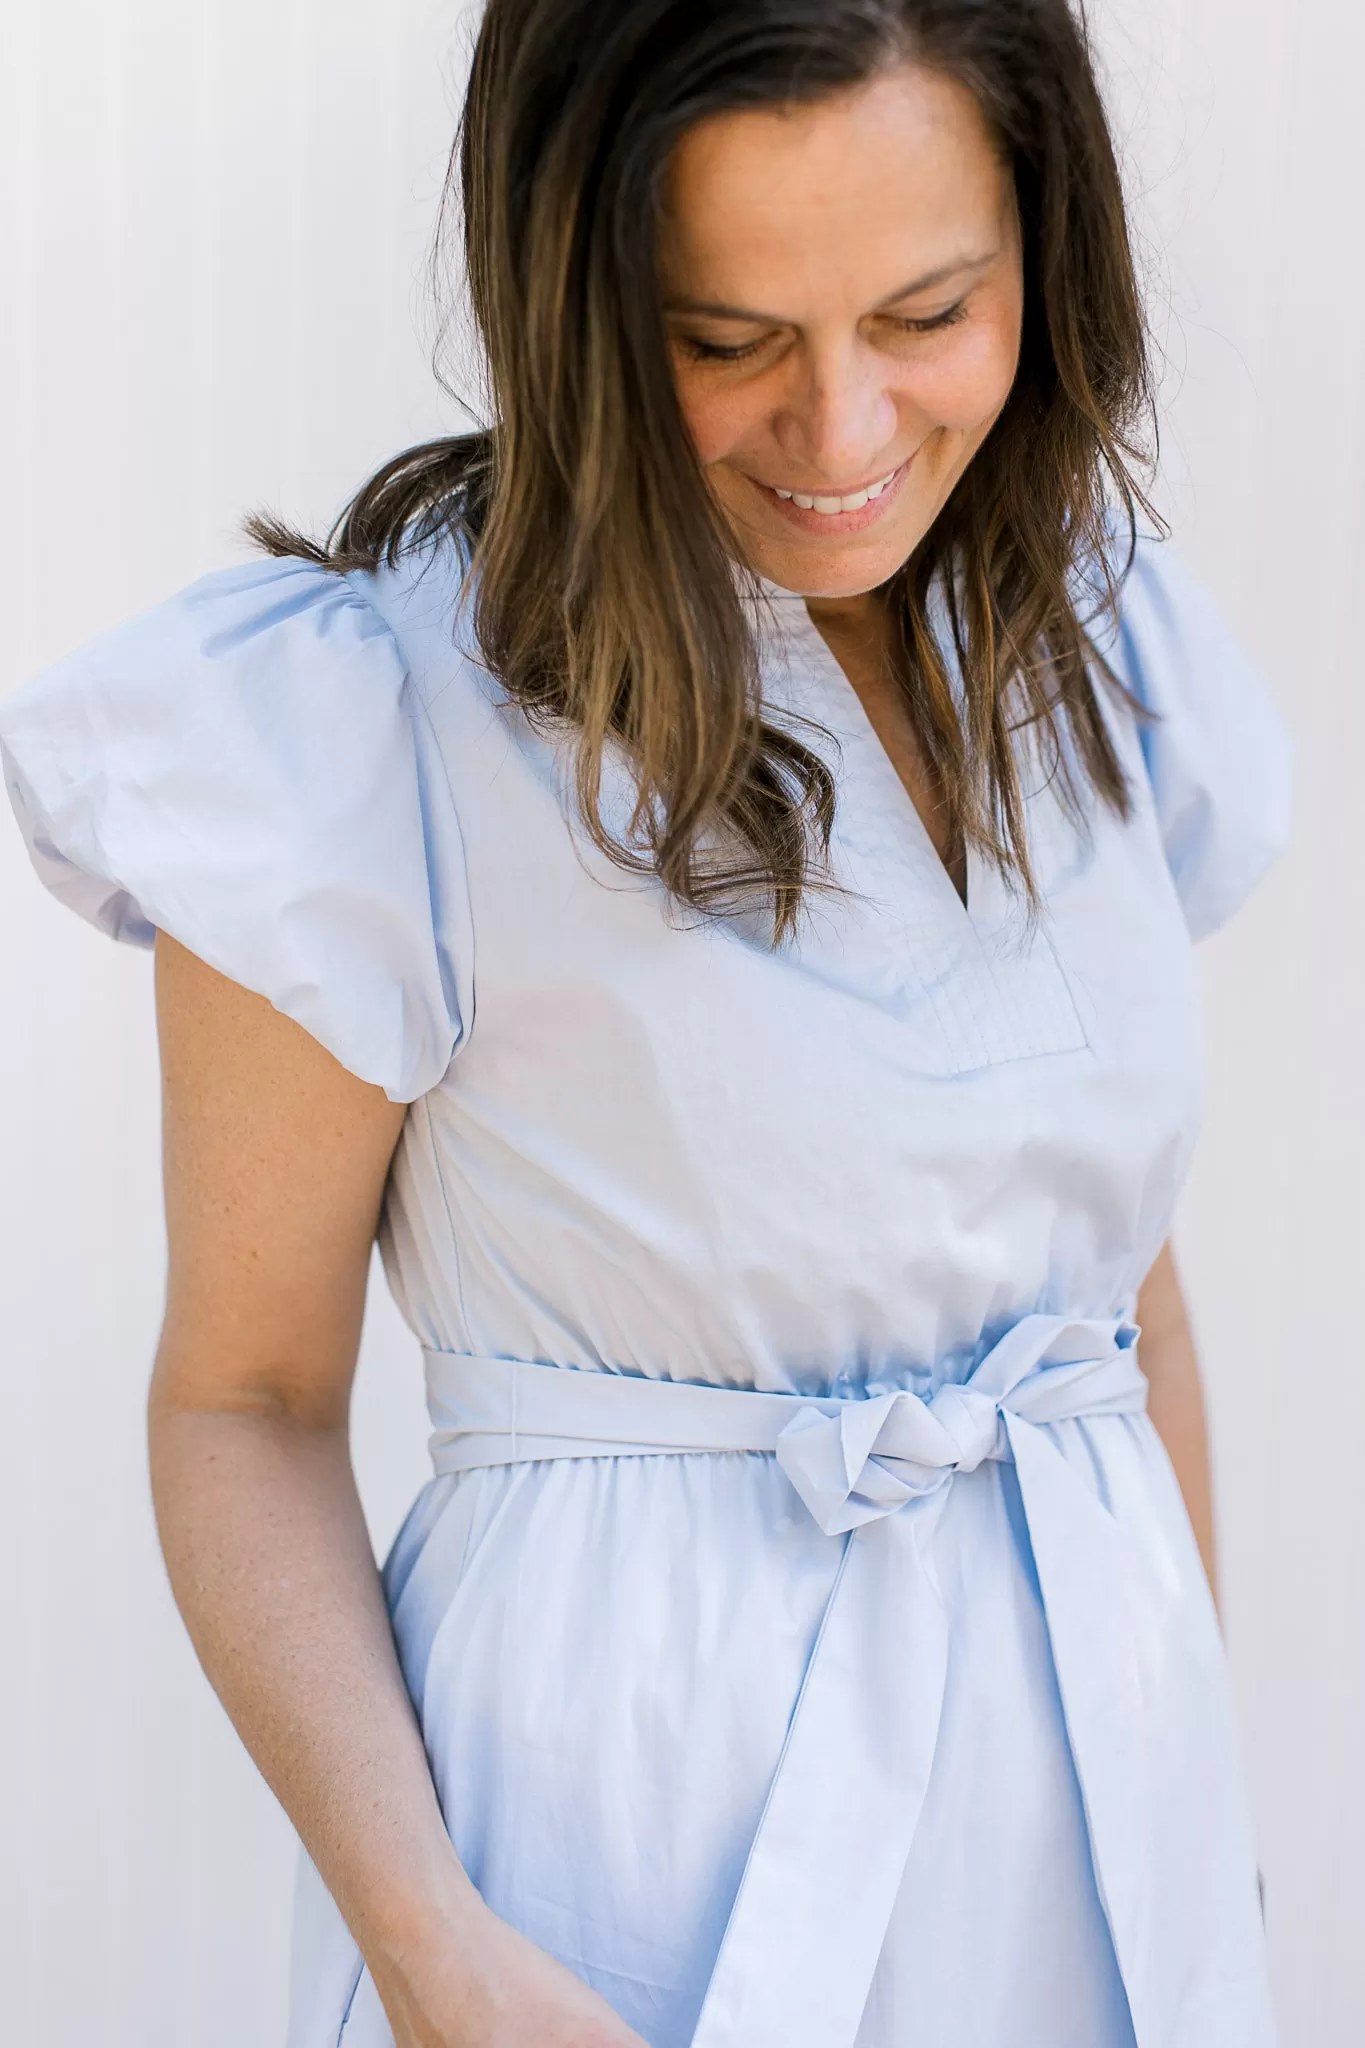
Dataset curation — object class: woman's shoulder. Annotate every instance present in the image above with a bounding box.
[1080,532,1293,937]
[0,538,475,1100]
[1095,532,1293,939]
[1,534,474,755]
[340,526,488,706]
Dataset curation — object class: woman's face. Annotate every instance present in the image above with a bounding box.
[659,65,1025,600]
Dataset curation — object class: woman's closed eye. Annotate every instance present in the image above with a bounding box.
[673,328,779,364]
[672,296,971,365]
[882,297,970,335]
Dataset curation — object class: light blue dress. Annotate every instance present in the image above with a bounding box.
[0,534,1290,2048]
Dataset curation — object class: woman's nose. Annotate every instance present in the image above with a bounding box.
[770,343,900,481]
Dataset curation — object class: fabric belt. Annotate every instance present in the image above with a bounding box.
[422,1315,1154,2048]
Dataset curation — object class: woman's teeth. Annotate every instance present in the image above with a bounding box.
[770,468,898,514]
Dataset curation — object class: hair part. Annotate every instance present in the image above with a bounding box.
[249,0,1159,939]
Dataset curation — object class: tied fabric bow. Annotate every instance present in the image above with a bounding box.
[772,1317,1144,1539]
[693,1316,1170,2048]
[775,1379,1006,1533]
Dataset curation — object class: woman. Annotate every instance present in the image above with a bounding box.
[0,1,1288,2044]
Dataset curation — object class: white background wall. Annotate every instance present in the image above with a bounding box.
[0,2,1359,2042]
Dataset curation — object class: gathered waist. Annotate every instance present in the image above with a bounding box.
[422,1314,1146,1538]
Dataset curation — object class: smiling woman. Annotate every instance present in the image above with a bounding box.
[657,64,1029,893]
[252,0,1150,935]
[0,3,1289,2047]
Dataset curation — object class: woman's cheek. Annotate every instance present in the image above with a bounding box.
[673,373,767,468]
[901,327,1021,434]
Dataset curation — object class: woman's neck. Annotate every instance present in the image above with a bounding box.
[801,586,967,905]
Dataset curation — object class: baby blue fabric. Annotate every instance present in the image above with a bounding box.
[2,559,465,1102]
[1097,545,1291,939]
[0,534,1290,2048]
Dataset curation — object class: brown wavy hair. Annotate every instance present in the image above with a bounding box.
[250,0,1157,939]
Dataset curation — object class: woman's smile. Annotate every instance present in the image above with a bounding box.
[752,454,912,534]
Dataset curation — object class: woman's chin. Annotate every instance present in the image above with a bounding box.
[742,529,921,601]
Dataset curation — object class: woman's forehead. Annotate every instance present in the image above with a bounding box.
[659,66,1011,313]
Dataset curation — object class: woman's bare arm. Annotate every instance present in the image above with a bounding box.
[1136,1241,1218,1600]
[150,934,644,2048]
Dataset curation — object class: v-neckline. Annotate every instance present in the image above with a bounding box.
[748,580,1091,1076]
[785,595,976,920]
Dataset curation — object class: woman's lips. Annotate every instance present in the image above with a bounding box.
[754,455,911,535]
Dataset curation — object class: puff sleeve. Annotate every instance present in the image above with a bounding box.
[0,556,464,1102]
[1100,537,1293,939]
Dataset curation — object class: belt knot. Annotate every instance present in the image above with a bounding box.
[928,1381,1005,1471]
[770,1315,1142,1540]
[775,1380,1006,1538]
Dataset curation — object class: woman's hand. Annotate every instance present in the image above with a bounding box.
[375,1893,650,2048]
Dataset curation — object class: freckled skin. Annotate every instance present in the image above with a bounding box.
[659,65,1025,603]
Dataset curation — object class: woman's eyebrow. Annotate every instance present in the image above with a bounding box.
[664,250,999,326]
[876,249,999,305]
